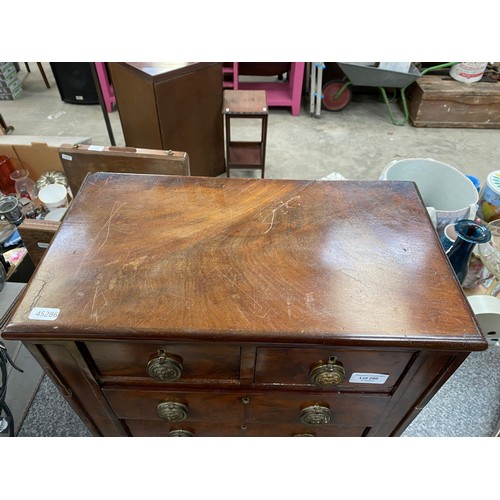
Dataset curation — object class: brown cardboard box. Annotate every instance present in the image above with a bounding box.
[0,137,91,180]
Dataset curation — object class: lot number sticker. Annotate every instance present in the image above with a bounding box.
[349,373,389,384]
[29,308,60,321]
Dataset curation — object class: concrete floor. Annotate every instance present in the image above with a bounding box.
[3,63,500,438]
[2,63,499,184]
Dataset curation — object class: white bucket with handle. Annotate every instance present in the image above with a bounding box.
[379,158,479,236]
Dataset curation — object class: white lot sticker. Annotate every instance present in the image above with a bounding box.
[61,154,72,161]
[29,307,60,321]
[349,373,389,384]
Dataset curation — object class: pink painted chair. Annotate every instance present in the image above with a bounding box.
[238,62,305,116]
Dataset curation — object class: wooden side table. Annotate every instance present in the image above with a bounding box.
[223,90,268,178]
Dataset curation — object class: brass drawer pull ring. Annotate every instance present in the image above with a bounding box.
[310,356,345,387]
[157,401,188,422]
[147,350,183,381]
[169,429,194,437]
[300,404,331,425]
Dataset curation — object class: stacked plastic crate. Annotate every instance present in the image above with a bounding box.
[0,63,22,100]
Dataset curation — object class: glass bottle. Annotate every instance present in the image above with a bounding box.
[10,168,38,201]
[0,155,16,194]
[446,219,491,284]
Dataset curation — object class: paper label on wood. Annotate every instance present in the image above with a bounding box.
[61,154,72,161]
[29,307,60,321]
[349,373,389,384]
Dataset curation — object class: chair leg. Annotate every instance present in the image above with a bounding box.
[0,113,14,135]
[37,63,50,89]
[24,62,31,72]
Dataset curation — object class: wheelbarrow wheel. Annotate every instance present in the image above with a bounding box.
[322,80,352,111]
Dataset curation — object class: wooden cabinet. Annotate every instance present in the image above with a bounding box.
[108,62,225,177]
[3,173,487,437]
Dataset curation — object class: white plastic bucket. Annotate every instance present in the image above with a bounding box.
[449,62,487,83]
[379,158,479,236]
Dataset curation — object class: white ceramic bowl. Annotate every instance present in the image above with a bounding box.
[38,183,68,211]
[467,295,500,347]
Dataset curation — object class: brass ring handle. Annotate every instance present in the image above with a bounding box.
[147,350,183,381]
[309,356,345,387]
[169,429,194,437]
[300,404,331,425]
[157,401,188,422]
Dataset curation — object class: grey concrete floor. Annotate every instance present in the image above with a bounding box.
[3,63,500,438]
[2,63,499,184]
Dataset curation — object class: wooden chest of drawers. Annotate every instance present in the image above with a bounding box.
[3,173,487,437]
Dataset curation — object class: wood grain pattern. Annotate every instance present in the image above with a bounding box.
[406,75,500,128]
[3,173,487,437]
[58,144,189,196]
[6,173,485,350]
[223,90,268,114]
[17,219,60,266]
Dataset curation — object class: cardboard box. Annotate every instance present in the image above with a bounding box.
[0,62,17,81]
[0,79,21,94]
[0,73,20,89]
[0,86,22,100]
[0,137,91,180]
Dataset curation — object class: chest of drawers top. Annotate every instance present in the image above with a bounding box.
[5,173,485,351]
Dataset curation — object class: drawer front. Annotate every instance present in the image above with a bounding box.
[245,392,389,427]
[85,342,241,382]
[126,420,245,437]
[125,421,369,437]
[103,388,245,423]
[243,424,370,437]
[255,348,413,391]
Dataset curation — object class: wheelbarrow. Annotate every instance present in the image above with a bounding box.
[321,62,458,125]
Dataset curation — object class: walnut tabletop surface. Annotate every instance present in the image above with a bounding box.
[4,173,486,351]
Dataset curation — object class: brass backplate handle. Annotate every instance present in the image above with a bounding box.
[147,350,183,381]
[157,401,188,422]
[169,429,194,437]
[309,356,346,387]
[300,404,331,425]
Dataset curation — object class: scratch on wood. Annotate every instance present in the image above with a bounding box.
[219,271,262,310]
[337,269,363,283]
[256,307,275,320]
[262,195,301,234]
[84,283,109,323]
[77,201,127,274]
[235,304,252,326]
[29,277,49,310]
[305,292,315,311]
